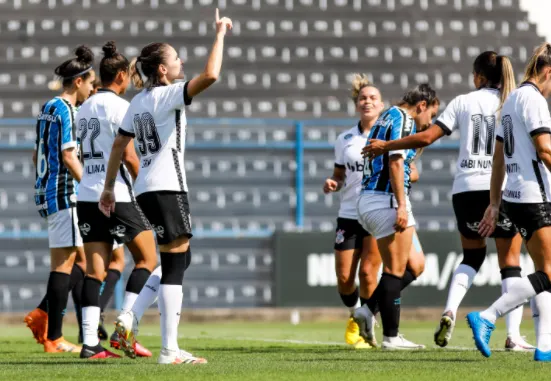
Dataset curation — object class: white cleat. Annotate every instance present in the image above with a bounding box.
[158,348,208,364]
[352,305,377,347]
[505,336,535,352]
[115,310,139,359]
[434,312,455,348]
[382,334,425,350]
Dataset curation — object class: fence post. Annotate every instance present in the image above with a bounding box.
[295,121,304,228]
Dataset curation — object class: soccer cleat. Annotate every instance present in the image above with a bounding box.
[114,311,139,359]
[44,337,82,353]
[505,336,535,352]
[466,312,495,358]
[352,305,378,347]
[382,334,425,350]
[110,329,152,358]
[158,348,208,365]
[353,337,374,349]
[98,313,108,341]
[344,317,361,345]
[534,348,551,362]
[434,311,455,348]
[80,343,121,359]
[24,308,48,344]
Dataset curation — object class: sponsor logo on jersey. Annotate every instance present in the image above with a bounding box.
[346,161,364,172]
[335,229,345,244]
[79,223,91,236]
[37,112,58,123]
[37,202,48,211]
[344,133,353,140]
[110,225,126,238]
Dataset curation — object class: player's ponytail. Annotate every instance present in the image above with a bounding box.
[472,51,515,109]
[54,45,94,88]
[497,55,515,109]
[100,41,130,87]
[398,83,439,108]
[131,42,170,90]
[523,42,551,82]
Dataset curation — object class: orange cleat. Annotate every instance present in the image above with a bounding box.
[24,308,48,344]
[110,335,152,358]
[44,337,82,353]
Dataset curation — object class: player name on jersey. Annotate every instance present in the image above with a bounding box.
[85,164,106,175]
[459,158,492,169]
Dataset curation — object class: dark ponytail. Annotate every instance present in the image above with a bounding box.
[398,83,439,108]
[130,42,170,90]
[54,45,94,88]
[100,41,130,87]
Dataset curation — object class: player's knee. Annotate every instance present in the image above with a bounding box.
[358,265,378,287]
[407,261,425,278]
[460,246,486,272]
[336,271,356,290]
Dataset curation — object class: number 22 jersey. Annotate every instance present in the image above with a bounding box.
[119,82,193,196]
[75,89,133,203]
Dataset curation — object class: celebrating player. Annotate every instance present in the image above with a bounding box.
[99,9,233,364]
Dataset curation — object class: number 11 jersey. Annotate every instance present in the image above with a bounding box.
[119,82,193,197]
[435,88,501,195]
[76,89,133,202]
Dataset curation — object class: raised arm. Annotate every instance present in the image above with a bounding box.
[364,124,445,158]
[186,9,233,98]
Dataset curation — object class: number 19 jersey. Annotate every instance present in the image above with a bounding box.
[435,88,500,195]
[119,82,193,196]
[76,89,133,202]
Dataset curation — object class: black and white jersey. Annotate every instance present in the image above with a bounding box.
[435,88,501,195]
[334,123,368,219]
[76,89,133,202]
[497,82,551,203]
[119,82,192,196]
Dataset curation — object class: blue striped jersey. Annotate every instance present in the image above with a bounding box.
[361,106,417,195]
[34,97,79,217]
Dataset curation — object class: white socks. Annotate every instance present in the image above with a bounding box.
[502,277,523,339]
[82,306,101,347]
[121,292,139,314]
[480,276,536,324]
[534,291,551,352]
[159,284,183,351]
[443,264,477,318]
[132,266,162,321]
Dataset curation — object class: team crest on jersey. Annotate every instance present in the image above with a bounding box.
[79,223,91,236]
[344,133,353,140]
[110,225,126,238]
[335,229,345,244]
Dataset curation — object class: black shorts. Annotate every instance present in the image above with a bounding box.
[452,190,517,239]
[334,217,370,251]
[136,191,193,245]
[503,201,551,242]
[76,201,151,244]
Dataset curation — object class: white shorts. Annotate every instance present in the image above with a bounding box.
[357,193,416,239]
[47,207,83,248]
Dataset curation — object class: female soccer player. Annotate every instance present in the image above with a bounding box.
[323,75,384,347]
[76,41,158,359]
[472,43,551,361]
[363,52,533,351]
[30,45,95,353]
[357,84,439,350]
[99,9,233,365]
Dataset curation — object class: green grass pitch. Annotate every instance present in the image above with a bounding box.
[1,320,550,380]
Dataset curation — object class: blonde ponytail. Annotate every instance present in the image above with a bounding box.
[497,55,516,109]
[523,42,551,82]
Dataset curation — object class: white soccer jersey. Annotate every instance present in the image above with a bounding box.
[497,82,551,203]
[76,90,133,202]
[435,88,501,195]
[334,123,369,219]
[119,82,192,196]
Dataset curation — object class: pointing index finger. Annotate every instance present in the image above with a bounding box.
[215,7,220,22]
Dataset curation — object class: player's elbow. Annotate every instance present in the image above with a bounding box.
[203,72,218,84]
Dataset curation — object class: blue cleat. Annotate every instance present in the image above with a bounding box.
[534,348,551,362]
[466,312,495,358]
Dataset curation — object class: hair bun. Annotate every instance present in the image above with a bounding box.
[74,45,94,64]
[102,41,117,59]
